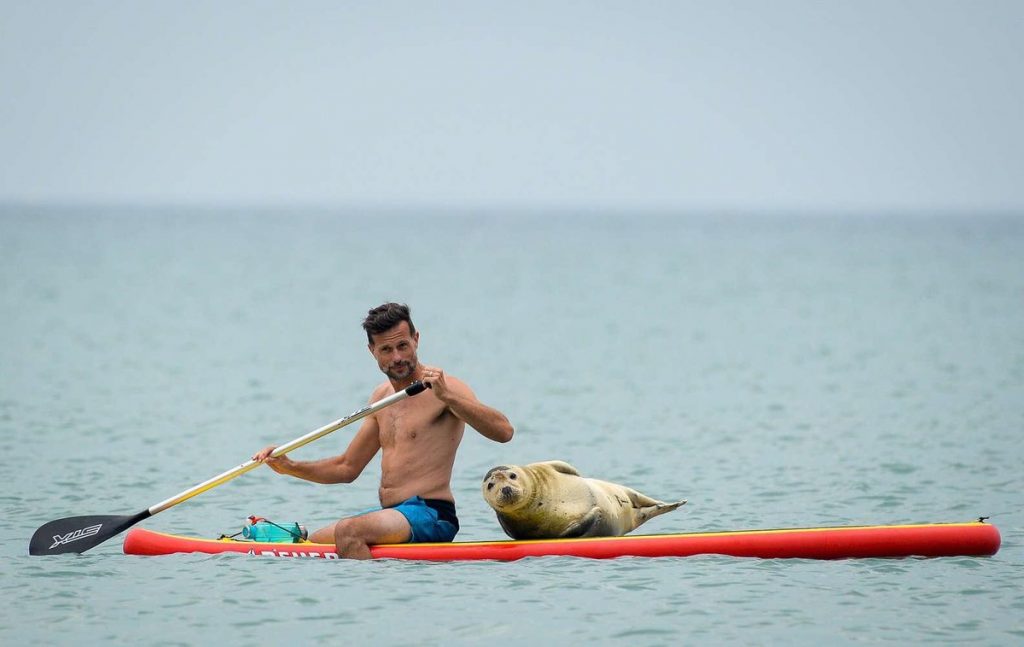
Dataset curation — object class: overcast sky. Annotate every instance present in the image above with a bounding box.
[2,1,1022,212]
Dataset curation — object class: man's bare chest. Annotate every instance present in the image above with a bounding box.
[378,399,454,446]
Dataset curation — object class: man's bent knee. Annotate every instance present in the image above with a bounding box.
[327,509,412,558]
[334,520,373,560]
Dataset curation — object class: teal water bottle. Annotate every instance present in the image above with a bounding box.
[242,520,307,543]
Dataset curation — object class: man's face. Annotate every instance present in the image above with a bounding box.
[369,321,419,381]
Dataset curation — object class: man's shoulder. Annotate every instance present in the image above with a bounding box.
[369,382,395,400]
[444,374,476,397]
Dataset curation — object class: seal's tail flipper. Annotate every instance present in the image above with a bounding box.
[635,499,687,525]
[625,486,686,509]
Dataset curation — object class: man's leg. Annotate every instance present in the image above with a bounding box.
[308,509,411,560]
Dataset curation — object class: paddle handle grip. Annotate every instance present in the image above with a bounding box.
[147,381,427,515]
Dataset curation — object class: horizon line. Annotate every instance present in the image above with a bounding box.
[1,197,1022,220]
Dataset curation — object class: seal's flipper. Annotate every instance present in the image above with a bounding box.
[536,460,580,476]
[635,499,687,524]
[622,487,681,509]
[559,507,607,538]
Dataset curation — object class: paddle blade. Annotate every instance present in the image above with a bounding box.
[29,511,149,555]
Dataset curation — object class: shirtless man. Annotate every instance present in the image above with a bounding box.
[252,303,514,559]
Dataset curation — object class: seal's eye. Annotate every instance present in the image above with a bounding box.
[510,473,517,480]
[487,483,494,490]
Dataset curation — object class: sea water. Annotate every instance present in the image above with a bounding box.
[1,205,1021,645]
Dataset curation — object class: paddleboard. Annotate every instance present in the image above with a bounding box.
[123,520,1000,561]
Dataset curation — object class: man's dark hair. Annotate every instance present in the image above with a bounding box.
[362,303,416,344]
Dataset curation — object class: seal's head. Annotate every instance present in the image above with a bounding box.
[482,465,529,511]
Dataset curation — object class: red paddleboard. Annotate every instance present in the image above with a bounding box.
[123,521,1001,561]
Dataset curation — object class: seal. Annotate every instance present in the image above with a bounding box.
[481,460,687,540]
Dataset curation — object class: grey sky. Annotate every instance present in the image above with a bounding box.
[2,1,1022,212]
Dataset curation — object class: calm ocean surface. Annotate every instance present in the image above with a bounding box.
[2,205,1022,645]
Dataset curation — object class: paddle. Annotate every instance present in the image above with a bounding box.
[29,380,428,556]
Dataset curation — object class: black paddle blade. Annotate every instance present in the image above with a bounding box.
[29,510,150,556]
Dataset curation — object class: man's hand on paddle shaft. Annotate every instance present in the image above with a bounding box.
[420,365,451,402]
[253,446,296,474]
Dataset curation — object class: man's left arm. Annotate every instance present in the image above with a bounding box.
[422,366,514,443]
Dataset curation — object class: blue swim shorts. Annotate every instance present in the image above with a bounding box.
[380,496,460,543]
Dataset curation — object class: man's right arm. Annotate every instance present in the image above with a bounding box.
[253,415,382,484]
